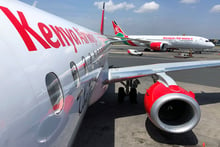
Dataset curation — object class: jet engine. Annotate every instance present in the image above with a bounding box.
[144,81,200,133]
[150,42,166,51]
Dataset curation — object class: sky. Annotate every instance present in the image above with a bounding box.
[20,0,220,39]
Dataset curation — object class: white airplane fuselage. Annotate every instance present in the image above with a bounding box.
[129,35,215,50]
[0,1,109,146]
[2,1,220,147]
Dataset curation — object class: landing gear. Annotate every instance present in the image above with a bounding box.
[129,88,137,104]
[118,87,126,103]
[144,48,153,52]
[117,79,140,104]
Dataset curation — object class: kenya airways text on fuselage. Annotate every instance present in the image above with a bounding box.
[0,6,99,53]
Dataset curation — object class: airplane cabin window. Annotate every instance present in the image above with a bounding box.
[93,50,97,58]
[45,72,64,115]
[70,61,79,87]
[82,56,88,74]
[88,53,92,64]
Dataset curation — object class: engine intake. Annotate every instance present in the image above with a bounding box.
[144,81,200,133]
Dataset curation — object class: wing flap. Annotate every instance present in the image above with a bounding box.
[105,60,220,84]
[106,35,151,46]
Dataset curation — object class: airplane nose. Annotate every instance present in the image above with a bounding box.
[206,42,215,48]
[210,42,215,48]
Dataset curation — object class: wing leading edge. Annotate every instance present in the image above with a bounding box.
[105,60,220,84]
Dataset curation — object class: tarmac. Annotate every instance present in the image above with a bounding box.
[73,45,220,147]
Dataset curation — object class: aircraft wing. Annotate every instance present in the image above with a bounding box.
[105,60,220,84]
[106,35,151,46]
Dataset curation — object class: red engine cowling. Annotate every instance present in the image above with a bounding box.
[150,42,165,51]
[144,81,200,133]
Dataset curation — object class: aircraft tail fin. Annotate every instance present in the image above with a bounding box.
[112,20,127,37]
[100,2,105,35]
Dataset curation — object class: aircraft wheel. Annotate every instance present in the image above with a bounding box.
[118,87,126,103]
[129,88,137,104]
[144,48,150,52]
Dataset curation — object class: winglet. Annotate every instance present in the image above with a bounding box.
[100,2,105,35]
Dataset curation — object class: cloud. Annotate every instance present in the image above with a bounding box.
[134,1,159,13]
[210,5,220,13]
[180,0,199,4]
[94,0,135,12]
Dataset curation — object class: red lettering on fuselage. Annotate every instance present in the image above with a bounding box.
[163,36,193,41]
[38,23,60,48]
[49,25,79,53]
[0,6,98,52]
[73,28,89,44]
[86,33,97,44]
[69,28,82,45]
[0,6,50,51]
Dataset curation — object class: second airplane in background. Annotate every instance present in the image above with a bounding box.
[112,20,215,52]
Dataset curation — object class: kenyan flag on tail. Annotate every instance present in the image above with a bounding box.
[112,20,127,37]
[112,20,137,46]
